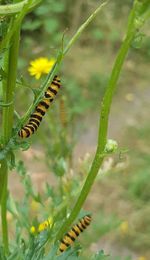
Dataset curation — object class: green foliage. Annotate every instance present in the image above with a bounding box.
[0,0,150,259]
[22,0,67,45]
[0,246,6,260]
[103,123,150,253]
[128,167,150,203]
[124,124,150,205]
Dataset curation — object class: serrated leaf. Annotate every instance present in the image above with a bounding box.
[53,157,67,177]
[8,151,16,170]
[17,141,31,151]
[131,32,145,49]
[33,192,43,204]
[0,149,7,160]
[45,183,55,199]
[16,160,27,176]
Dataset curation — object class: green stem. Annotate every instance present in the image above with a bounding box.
[55,3,137,241]
[63,2,107,55]
[0,159,8,253]
[2,27,21,141]
[0,24,21,254]
[0,0,42,15]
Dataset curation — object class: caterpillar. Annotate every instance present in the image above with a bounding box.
[59,214,92,253]
[18,75,61,138]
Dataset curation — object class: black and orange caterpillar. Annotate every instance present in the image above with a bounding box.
[18,76,61,138]
[59,215,92,253]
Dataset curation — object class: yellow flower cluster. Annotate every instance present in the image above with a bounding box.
[137,257,147,260]
[28,57,55,80]
[30,217,53,234]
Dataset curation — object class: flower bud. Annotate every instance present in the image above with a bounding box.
[105,139,118,153]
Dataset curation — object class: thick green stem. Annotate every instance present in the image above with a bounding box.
[0,0,42,15]
[2,30,20,143]
[0,159,8,253]
[0,0,41,55]
[55,3,137,241]
[0,25,21,254]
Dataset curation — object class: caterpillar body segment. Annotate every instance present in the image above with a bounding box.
[18,76,61,138]
[59,215,92,253]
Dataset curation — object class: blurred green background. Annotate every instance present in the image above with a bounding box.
[4,0,150,259]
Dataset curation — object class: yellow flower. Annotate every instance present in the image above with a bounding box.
[28,57,55,79]
[137,257,147,260]
[30,226,36,234]
[30,217,53,234]
[120,221,129,234]
[38,217,53,232]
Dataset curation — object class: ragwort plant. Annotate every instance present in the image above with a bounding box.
[0,0,150,259]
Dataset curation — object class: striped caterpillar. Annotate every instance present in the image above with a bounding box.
[59,215,92,253]
[18,75,61,138]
